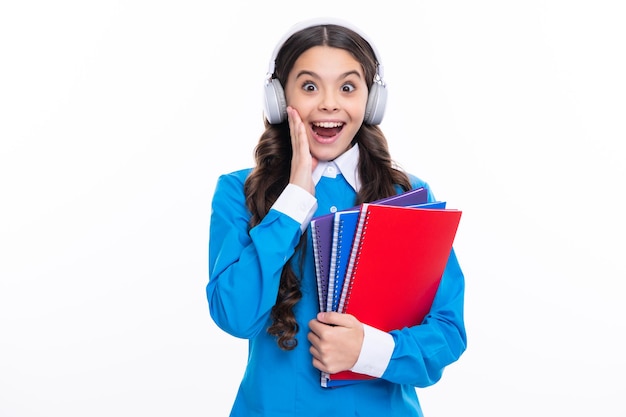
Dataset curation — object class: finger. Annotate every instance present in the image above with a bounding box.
[287,106,304,148]
[307,327,320,344]
[308,342,331,372]
[308,319,329,339]
[308,342,321,359]
[286,106,297,145]
[317,312,357,328]
[293,113,310,160]
[311,357,328,373]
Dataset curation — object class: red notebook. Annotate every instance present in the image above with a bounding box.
[323,203,462,387]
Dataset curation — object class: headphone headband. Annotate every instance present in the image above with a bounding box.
[266,17,384,80]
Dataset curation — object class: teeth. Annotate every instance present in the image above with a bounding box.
[313,122,343,128]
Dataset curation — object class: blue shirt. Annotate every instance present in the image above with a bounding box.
[207,158,467,416]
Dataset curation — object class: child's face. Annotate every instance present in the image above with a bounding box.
[284,46,369,162]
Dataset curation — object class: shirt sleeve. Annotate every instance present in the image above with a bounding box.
[206,173,307,339]
[350,324,395,378]
[272,183,317,233]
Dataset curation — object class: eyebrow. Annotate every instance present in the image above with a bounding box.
[295,70,363,80]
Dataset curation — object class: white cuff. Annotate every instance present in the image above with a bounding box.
[349,324,394,378]
[272,184,317,233]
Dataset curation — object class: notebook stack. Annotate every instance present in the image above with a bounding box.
[310,187,462,387]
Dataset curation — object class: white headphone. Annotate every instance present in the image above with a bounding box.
[263,17,388,125]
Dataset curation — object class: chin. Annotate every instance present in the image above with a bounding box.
[310,145,345,162]
[312,152,340,162]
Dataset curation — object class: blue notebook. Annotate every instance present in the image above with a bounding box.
[326,209,360,312]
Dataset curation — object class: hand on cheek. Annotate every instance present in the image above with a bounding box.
[287,106,316,195]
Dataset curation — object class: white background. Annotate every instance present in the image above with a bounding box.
[1,1,625,416]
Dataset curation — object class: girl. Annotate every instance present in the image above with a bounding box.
[207,18,466,416]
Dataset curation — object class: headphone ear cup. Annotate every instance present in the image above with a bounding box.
[364,82,387,125]
[263,78,287,124]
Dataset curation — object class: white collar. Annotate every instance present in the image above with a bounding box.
[312,145,361,192]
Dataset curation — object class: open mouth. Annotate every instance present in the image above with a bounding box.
[312,121,344,138]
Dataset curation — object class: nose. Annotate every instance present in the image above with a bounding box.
[319,90,340,112]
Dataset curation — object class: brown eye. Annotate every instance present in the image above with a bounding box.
[302,82,317,92]
[341,83,356,93]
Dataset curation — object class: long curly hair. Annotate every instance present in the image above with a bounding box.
[244,24,412,350]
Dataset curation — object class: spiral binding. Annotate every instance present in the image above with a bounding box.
[329,218,345,312]
[312,222,327,312]
[325,215,341,312]
[338,204,371,312]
